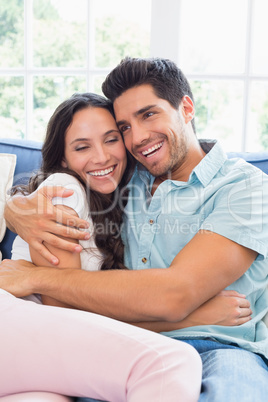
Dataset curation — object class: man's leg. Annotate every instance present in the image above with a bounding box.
[182,339,268,402]
[0,290,202,402]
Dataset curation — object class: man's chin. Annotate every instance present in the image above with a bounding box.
[147,165,172,179]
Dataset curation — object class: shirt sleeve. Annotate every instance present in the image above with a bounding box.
[201,165,268,260]
[11,235,31,261]
[38,173,88,221]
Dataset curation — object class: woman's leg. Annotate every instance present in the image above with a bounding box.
[0,393,73,402]
[0,290,201,402]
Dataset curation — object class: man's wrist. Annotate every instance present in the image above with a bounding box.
[29,266,59,295]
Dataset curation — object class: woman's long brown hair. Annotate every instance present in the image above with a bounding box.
[11,93,135,270]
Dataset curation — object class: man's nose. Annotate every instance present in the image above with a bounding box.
[131,122,151,147]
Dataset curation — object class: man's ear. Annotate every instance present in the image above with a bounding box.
[181,95,195,124]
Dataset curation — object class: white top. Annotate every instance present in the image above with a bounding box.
[12,173,103,282]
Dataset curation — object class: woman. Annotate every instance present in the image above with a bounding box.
[0,93,250,402]
[1,93,202,402]
[11,92,133,307]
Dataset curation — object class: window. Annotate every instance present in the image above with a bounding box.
[1,0,268,152]
[151,0,268,152]
[0,0,151,141]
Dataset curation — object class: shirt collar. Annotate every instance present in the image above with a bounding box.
[192,140,227,186]
[131,139,227,188]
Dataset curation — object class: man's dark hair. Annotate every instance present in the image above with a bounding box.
[102,57,196,132]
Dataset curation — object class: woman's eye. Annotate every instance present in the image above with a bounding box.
[106,138,119,144]
[75,146,89,151]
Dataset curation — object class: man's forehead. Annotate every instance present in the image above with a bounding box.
[113,84,160,118]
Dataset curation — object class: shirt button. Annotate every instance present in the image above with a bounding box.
[142,257,147,264]
[149,219,154,224]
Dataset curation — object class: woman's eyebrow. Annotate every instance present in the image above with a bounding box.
[103,129,121,136]
[70,137,89,145]
[70,130,120,145]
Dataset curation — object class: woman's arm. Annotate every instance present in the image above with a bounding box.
[30,204,82,308]
[131,290,252,332]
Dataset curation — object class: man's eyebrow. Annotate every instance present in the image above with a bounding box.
[116,104,157,126]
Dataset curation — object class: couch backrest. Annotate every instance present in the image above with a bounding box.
[227,151,268,175]
[1,138,268,259]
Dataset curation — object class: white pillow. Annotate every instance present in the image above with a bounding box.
[0,153,16,260]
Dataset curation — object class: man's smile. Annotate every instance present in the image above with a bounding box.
[141,141,164,158]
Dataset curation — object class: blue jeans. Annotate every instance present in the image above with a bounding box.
[75,339,268,402]
[75,400,102,402]
[185,339,268,401]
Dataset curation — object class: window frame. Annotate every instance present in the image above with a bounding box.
[1,0,268,150]
[151,0,268,151]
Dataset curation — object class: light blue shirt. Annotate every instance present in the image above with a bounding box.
[122,140,268,359]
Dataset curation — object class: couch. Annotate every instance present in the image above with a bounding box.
[0,137,268,401]
[2,137,268,260]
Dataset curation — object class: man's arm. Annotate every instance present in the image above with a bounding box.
[4,186,90,265]
[132,290,252,332]
[0,230,257,322]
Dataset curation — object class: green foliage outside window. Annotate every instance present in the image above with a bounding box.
[0,0,149,141]
[1,0,268,149]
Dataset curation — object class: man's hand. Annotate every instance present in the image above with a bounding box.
[0,259,37,297]
[4,186,90,265]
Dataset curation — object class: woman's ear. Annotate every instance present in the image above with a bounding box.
[181,95,195,124]
[61,158,68,168]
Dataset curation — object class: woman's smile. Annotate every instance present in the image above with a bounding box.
[87,164,116,177]
[63,107,127,194]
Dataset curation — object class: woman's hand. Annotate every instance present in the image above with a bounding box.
[129,290,252,333]
[4,186,90,265]
[186,290,252,327]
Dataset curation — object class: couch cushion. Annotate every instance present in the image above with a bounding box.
[0,139,42,259]
[0,138,42,186]
[0,153,16,261]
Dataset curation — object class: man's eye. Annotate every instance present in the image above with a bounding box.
[144,112,154,119]
[120,125,130,133]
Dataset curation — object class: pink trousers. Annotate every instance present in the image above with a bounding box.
[0,290,201,402]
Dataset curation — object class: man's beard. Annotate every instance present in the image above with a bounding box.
[148,130,189,179]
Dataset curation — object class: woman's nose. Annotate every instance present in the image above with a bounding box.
[92,145,110,164]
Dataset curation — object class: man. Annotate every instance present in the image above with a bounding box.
[2,57,268,400]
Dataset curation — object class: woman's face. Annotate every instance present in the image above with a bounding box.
[63,107,127,194]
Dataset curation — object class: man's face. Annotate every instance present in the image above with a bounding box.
[114,84,192,180]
